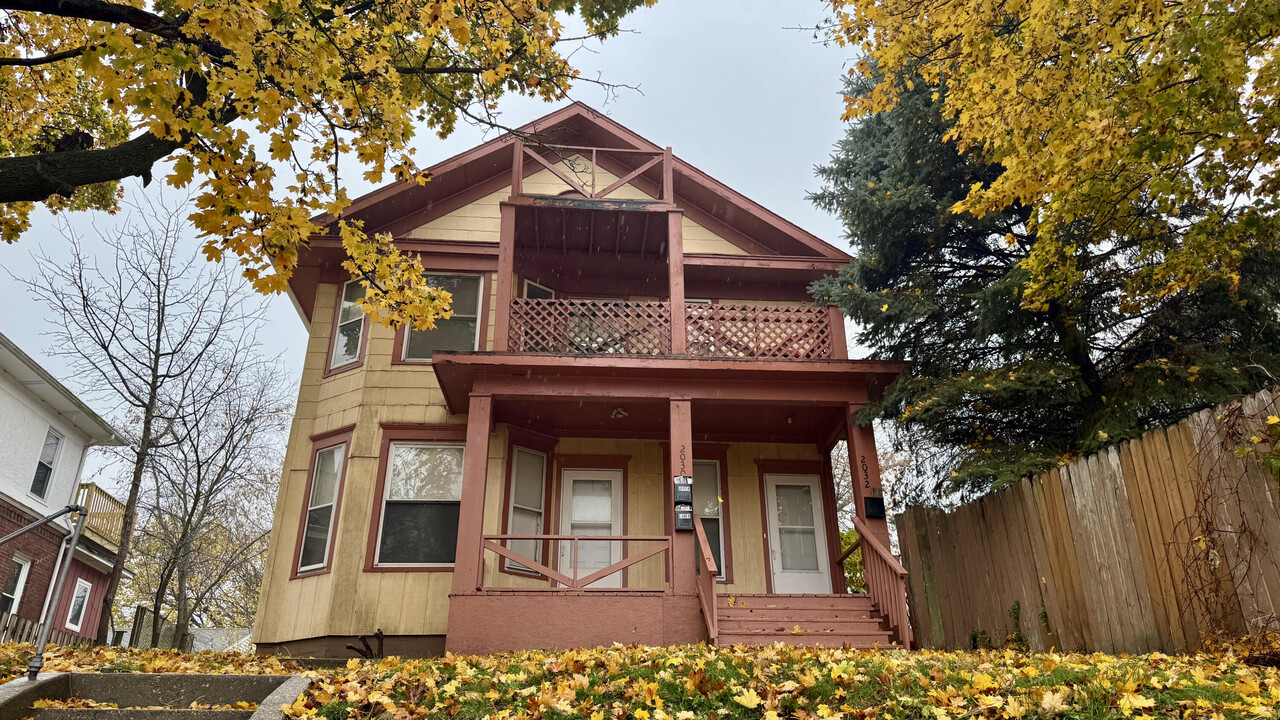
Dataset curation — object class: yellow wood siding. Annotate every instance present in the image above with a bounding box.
[405,155,747,256]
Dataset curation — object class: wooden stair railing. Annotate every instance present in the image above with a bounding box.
[852,515,913,648]
[478,534,671,590]
[692,515,719,644]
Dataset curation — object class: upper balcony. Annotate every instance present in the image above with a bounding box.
[75,482,125,554]
[507,298,846,360]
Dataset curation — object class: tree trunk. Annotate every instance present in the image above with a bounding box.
[95,401,154,643]
[174,559,190,651]
[148,561,173,648]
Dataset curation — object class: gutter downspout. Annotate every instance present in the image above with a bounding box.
[38,445,91,625]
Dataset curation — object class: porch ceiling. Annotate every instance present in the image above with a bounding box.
[494,397,846,445]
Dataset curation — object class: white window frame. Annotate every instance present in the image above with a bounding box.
[694,459,726,581]
[64,578,92,632]
[504,447,548,574]
[374,441,466,568]
[523,279,556,299]
[1,555,31,616]
[29,428,62,500]
[297,444,346,573]
[329,280,366,370]
[401,273,484,361]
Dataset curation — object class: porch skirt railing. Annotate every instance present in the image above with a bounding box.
[477,535,672,591]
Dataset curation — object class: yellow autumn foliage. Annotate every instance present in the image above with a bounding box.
[1,0,650,330]
[825,0,1280,311]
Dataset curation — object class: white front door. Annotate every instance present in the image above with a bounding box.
[764,473,832,594]
[559,469,624,588]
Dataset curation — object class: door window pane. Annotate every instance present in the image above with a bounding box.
[378,443,465,565]
[404,275,482,360]
[775,485,816,527]
[30,429,60,499]
[571,479,613,524]
[299,444,344,571]
[779,528,821,571]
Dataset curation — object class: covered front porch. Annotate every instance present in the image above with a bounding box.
[436,354,911,652]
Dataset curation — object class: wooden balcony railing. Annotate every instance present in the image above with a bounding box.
[477,534,672,591]
[506,298,843,360]
[686,304,836,360]
[853,515,913,648]
[75,482,125,550]
[508,298,672,355]
[693,514,719,643]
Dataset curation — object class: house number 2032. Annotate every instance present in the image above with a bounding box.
[860,454,871,489]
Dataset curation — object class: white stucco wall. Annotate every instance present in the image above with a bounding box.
[0,372,92,520]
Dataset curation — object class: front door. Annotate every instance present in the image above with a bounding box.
[559,469,624,588]
[764,473,832,593]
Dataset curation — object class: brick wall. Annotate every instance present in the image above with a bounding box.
[0,497,66,622]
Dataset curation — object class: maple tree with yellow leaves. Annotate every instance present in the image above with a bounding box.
[825,0,1280,313]
[0,0,649,328]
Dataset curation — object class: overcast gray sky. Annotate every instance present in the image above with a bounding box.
[0,0,855,433]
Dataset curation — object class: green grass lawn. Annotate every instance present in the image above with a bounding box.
[3,642,1277,719]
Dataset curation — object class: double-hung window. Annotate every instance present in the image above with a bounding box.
[298,444,346,573]
[1,556,30,615]
[376,443,465,565]
[692,459,725,580]
[30,429,61,499]
[330,281,366,369]
[505,448,547,572]
[64,578,91,632]
[403,275,482,360]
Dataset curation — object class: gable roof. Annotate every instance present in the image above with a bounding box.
[328,102,850,260]
[0,331,121,445]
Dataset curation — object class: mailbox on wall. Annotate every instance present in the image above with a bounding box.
[673,475,694,530]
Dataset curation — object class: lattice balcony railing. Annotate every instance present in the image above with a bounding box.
[508,298,673,355]
[685,303,834,360]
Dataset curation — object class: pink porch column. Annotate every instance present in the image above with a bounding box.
[669,397,696,594]
[451,393,493,595]
[492,204,515,352]
[667,211,686,355]
[845,406,891,549]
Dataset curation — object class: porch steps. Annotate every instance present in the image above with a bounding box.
[714,593,897,649]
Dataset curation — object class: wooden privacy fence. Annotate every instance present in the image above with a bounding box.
[0,610,88,647]
[898,386,1280,653]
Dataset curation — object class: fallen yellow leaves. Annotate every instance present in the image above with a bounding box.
[4,641,1280,719]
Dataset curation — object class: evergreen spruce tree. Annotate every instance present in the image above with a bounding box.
[811,71,1280,498]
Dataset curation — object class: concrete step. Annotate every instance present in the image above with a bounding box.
[718,618,887,634]
[31,710,254,720]
[717,631,896,649]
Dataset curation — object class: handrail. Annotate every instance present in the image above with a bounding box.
[835,536,861,566]
[478,534,672,591]
[852,515,913,649]
[692,515,718,643]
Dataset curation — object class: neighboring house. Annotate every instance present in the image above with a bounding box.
[254,103,910,657]
[0,331,127,641]
[190,627,253,653]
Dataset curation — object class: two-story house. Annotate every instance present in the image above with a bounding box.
[254,104,911,657]
[0,331,127,642]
